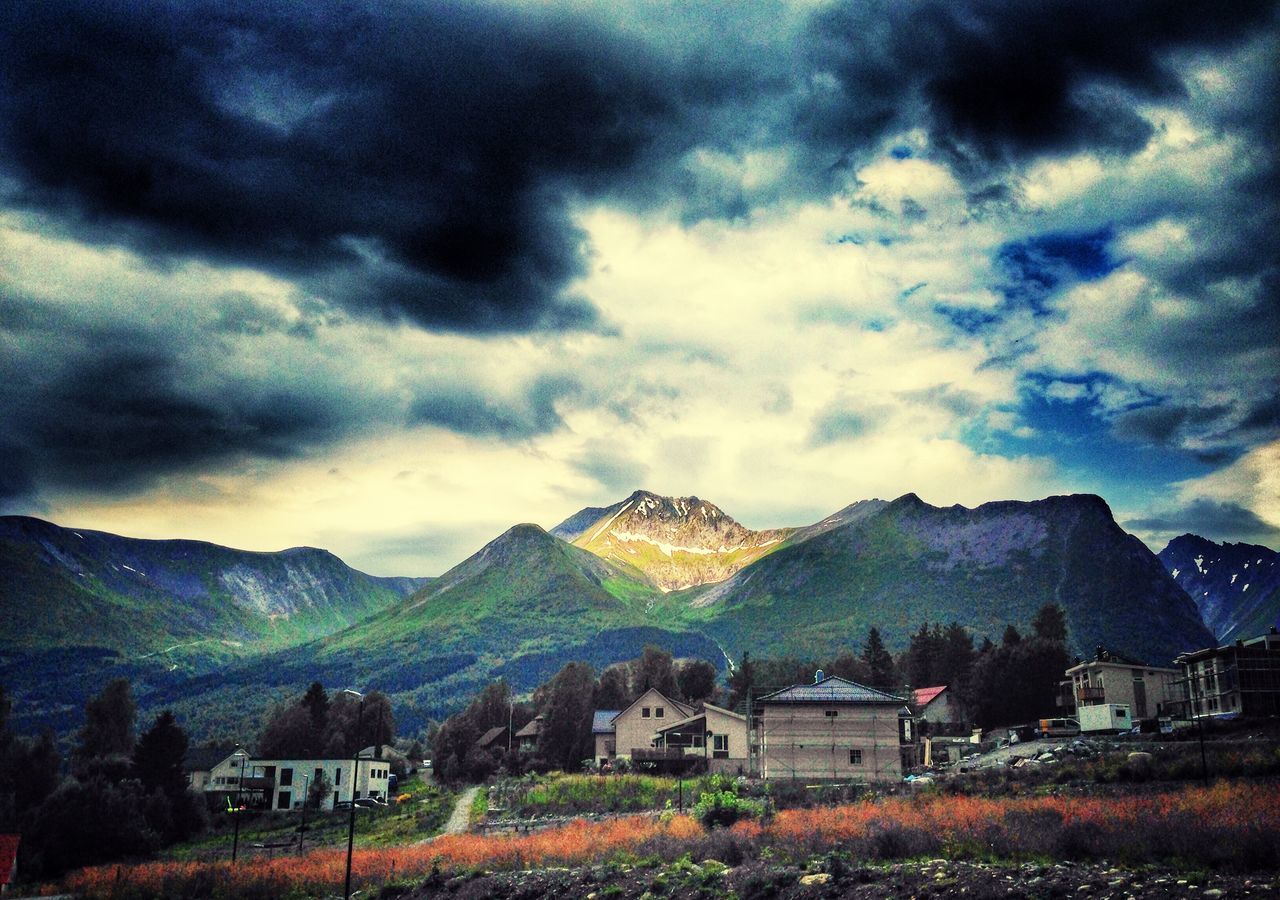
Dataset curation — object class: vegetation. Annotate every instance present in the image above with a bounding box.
[46,782,1280,898]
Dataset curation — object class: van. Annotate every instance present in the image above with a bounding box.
[1038,717,1080,738]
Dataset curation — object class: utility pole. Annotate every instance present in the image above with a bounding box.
[231,747,247,862]
[297,773,311,853]
[343,689,366,900]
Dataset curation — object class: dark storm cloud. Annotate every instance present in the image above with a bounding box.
[1125,500,1280,548]
[408,374,584,440]
[803,0,1277,168]
[0,0,740,331]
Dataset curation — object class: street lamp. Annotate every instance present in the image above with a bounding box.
[297,773,311,853]
[342,689,366,900]
[231,747,248,862]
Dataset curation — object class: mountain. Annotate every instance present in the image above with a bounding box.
[558,489,793,591]
[140,523,722,739]
[682,493,1214,667]
[1158,534,1280,643]
[0,515,427,736]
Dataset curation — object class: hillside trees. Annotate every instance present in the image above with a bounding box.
[535,661,596,770]
[72,676,136,774]
[676,659,718,703]
[432,679,530,782]
[862,627,897,690]
[257,683,396,759]
[965,604,1072,729]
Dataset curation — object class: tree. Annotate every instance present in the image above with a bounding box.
[676,659,718,703]
[630,645,678,698]
[594,665,630,710]
[725,652,757,710]
[1031,603,1069,645]
[73,677,136,771]
[906,623,943,688]
[862,628,896,690]
[821,651,870,685]
[1002,624,1022,647]
[258,704,315,758]
[132,711,189,798]
[536,661,596,771]
[308,771,332,808]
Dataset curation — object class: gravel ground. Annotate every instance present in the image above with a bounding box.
[388,858,1277,899]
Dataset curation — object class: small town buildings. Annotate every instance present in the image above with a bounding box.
[514,716,543,752]
[911,685,962,729]
[1173,628,1280,719]
[652,703,750,775]
[592,688,696,767]
[204,751,391,812]
[184,746,230,792]
[1062,648,1179,720]
[755,673,914,781]
[474,726,510,754]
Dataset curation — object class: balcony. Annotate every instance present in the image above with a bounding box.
[1075,686,1106,705]
[632,748,690,762]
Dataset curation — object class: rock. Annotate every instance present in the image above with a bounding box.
[1203,891,1224,898]
[799,873,833,886]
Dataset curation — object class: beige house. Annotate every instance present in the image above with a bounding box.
[652,703,750,775]
[756,674,912,782]
[592,688,695,766]
[205,751,391,811]
[1064,649,1179,720]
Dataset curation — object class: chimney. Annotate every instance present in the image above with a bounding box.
[814,670,824,683]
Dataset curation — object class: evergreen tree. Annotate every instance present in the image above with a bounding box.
[862,628,896,690]
[1002,624,1022,646]
[821,651,870,684]
[74,677,136,770]
[132,711,188,798]
[906,623,943,688]
[302,681,329,747]
[1031,603,1069,644]
[725,652,756,710]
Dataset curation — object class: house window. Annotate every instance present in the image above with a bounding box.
[824,710,839,718]
[849,749,863,765]
[280,768,293,787]
[656,707,664,718]
[712,734,729,759]
[314,768,323,784]
[335,767,342,785]
[642,707,651,718]
[277,791,291,810]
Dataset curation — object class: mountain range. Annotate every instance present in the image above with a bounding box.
[4,488,1266,744]
[1158,534,1280,643]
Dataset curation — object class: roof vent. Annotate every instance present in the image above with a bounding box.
[814,670,824,683]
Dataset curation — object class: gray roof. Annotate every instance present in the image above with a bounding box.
[475,726,508,749]
[757,675,905,705]
[592,710,620,734]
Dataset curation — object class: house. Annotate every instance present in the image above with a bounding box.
[652,703,750,775]
[910,685,963,730]
[513,716,543,752]
[1062,648,1180,720]
[0,834,18,896]
[1172,627,1280,719]
[592,709,620,766]
[204,751,392,812]
[184,746,231,792]
[755,673,913,781]
[474,726,510,754]
[592,688,696,767]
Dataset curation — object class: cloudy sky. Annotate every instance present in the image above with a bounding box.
[1,0,1277,575]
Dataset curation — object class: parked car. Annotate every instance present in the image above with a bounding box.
[1038,717,1081,738]
[353,797,386,808]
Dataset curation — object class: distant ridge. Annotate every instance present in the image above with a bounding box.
[1159,534,1280,643]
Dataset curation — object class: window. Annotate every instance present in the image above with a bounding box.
[280,768,293,787]
[277,791,291,810]
[314,768,323,784]
[824,710,839,718]
[849,749,863,765]
[335,767,342,785]
[642,707,651,718]
[656,707,664,718]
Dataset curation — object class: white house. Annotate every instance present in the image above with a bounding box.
[205,751,391,811]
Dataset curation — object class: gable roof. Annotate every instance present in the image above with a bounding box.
[758,675,905,705]
[0,834,18,885]
[612,687,694,723]
[475,726,508,749]
[593,710,621,734]
[513,716,542,739]
[184,746,232,772]
[654,703,746,736]
[912,685,948,708]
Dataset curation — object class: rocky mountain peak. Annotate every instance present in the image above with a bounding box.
[564,490,794,592]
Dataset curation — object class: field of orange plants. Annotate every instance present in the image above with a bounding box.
[46,782,1280,899]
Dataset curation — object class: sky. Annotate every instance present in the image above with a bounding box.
[1,0,1277,576]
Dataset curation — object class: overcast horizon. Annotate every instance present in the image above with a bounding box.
[2,1,1277,576]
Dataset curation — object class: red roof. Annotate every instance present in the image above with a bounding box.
[912,685,948,708]
[0,834,18,885]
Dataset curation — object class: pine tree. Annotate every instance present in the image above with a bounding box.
[74,677,136,768]
[726,652,757,710]
[1031,603,1069,644]
[132,710,189,798]
[862,628,896,690]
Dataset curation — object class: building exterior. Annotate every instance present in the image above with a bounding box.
[652,703,750,775]
[755,674,913,782]
[514,716,543,752]
[205,751,391,812]
[1062,649,1179,720]
[474,726,510,754]
[911,685,961,728]
[1173,628,1280,719]
[591,689,695,767]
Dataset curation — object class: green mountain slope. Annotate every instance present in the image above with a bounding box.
[682,493,1214,666]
